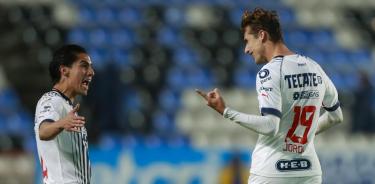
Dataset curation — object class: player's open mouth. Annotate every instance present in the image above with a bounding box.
[82,78,91,88]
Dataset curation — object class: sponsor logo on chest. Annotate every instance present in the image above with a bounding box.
[284,73,322,89]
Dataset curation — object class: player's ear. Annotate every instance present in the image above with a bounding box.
[259,30,267,43]
[60,66,70,77]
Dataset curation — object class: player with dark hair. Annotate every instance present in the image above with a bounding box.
[34,44,94,184]
[197,8,343,183]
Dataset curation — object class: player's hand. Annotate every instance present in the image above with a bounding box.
[60,104,85,132]
[196,88,226,115]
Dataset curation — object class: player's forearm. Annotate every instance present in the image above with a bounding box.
[316,107,343,135]
[223,107,280,136]
[39,120,64,141]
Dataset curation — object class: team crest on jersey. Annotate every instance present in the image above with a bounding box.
[258,69,270,79]
[276,158,311,171]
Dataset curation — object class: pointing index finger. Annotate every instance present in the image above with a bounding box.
[195,89,208,100]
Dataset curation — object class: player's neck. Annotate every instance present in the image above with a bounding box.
[265,41,294,62]
[53,83,76,103]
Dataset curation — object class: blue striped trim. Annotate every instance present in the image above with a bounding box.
[261,107,282,118]
[324,101,340,112]
[41,119,55,123]
[39,119,55,128]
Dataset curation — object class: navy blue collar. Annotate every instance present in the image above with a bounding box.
[52,88,73,106]
[272,55,284,59]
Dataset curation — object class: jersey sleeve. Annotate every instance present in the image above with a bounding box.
[35,96,61,127]
[318,66,340,111]
[256,62,282,118]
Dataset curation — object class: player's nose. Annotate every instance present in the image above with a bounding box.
[88,67,95,76]
[244,45,251,54]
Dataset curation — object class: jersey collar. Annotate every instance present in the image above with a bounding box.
[52,88,73,106]
[272,55,284,59]
[270,55,284,63]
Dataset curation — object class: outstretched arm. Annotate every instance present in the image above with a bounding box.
[196,88,280,136]
[223,107,280,136]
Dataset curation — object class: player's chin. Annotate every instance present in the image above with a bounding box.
[78,88,89,96]
[79,84,90,95]
[82,89,89,96]
[254,57,267,64]
[254,59,263,65]
[253,56,261,64]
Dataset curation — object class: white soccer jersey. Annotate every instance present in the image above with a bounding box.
[34,89,91,184]
[251,54,340,177]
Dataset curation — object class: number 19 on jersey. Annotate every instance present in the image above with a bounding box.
[283,106,316,153]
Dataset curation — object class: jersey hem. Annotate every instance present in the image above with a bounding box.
[250,170,322,178]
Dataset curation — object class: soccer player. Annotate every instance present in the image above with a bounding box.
[34,44,94,184]
[196,8,343,184]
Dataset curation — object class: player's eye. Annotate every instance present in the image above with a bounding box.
[80,62,89,68]
[243,39,248,45]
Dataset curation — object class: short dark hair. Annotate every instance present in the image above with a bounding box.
[49,44,87,84]
[241,8,283,43]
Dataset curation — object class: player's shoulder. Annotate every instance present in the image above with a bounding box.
[297,54,329,77]
[257,56,284,79]
[264,56,284,68]
[37,91,64,107]
[294,54,321,67]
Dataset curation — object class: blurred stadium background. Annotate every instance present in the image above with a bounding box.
[0,0,375,183]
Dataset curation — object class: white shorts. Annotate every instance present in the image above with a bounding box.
[248,174,322,184]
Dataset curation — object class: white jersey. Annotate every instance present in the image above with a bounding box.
[34,90,91,184]
[251,54,340,177]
